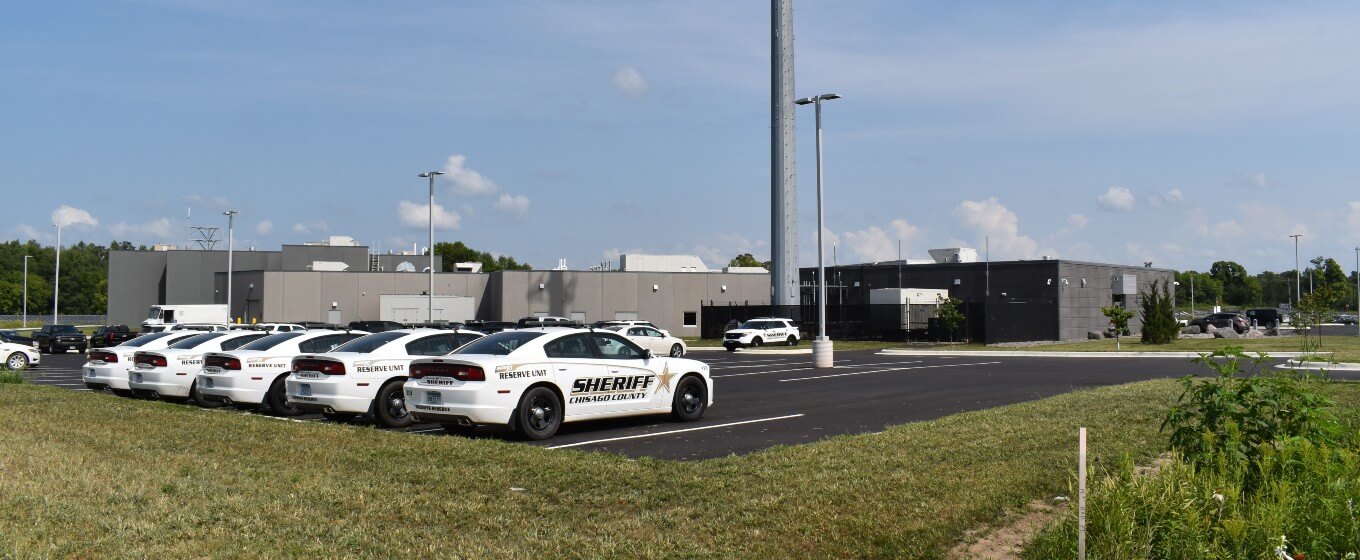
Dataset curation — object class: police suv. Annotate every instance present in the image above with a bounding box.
[129,331,270,405]
[84,332,200,396]
[196,329,367,415]
[403,328,712,440]
[722,318,801,351]
[284,329,484,428]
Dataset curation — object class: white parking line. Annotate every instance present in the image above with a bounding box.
[713,360,924,378]
[716,359,851,369]
[546,414,806,449]
[780,361,1003,382]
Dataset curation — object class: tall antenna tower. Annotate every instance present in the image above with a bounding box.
[770,0,799,308]
[190,226,220,250]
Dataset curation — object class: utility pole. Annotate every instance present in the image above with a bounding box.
[1290,234,1302,306]
[52,223,62,325]
[223,210,238,323]
[418,170,445,323]
[22,255,31,328]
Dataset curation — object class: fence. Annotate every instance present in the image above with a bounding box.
[0,315,108,328]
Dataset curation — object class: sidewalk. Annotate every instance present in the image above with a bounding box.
[877,349,1333,359]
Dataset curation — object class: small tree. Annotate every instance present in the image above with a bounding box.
[936,297,965,343]
[1295,284,1342,351]
[1102,304,1135,350]
[1140,279,1178,344]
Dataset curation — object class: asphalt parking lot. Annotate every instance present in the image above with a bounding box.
[19,348,1321,460]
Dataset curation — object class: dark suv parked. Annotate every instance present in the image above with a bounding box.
[34,324,88,354]
[89,325,137,349]
[1189,313,1246,334]
[0,329,35,347]
[1244,309,1283,328]
[347,320,406,333]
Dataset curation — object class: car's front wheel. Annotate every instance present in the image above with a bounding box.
[372,380,413,428]
[671,376,707,421]
[5,352,29,370]
[514,386,562,440]
[669,344,683,357]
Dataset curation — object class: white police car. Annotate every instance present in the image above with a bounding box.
[128,331,269,405]
[84,332,200,396]
[722,318,800,351]
[403,328,712,440]
[196,329,367,415]
[284,329,484,428]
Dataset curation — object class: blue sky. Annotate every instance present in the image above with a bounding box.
[4,1,1359,273]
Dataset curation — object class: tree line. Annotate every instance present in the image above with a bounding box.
[1175,258,1358,311]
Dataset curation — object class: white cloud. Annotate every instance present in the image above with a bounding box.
[1146,188,1185,208]
[397,200,460,230]
[1067,214,1089,229]
[441,154,499,196]
[952,198,1039,259]
[110,218,174,239]
[610,65,650,98]
[493,193,531,218]
[255,220,273,235]
[1097,187,1135,211]
[1226,172,1282,189]
[831,219,922,263]
[52,205,98,228]
[14,224,45,241]
[292,220,329,234]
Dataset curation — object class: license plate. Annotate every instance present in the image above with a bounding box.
[296,371,322,379]
[134,362,152,370]
[425,391,443,405]
[203,366,222,374]
[90,360,105,366]
[298,384,312,397]
[204,377,214,388]
[132,373,143,383]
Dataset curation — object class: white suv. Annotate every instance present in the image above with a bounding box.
[722,318,800,351]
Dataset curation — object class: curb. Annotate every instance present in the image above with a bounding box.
[877,349,1334,359]
[1276,359,1360,372]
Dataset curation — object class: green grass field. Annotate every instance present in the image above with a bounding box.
[0,379,1197,559]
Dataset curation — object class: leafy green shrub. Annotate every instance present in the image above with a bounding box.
[1140,279,1179,344]
[1161,348,1339,473]
[0,371,24,384]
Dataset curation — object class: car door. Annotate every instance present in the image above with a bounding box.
[544,333,611,418]
[625,327,659,355]
[588,332,664,413]
[639,327,670,354]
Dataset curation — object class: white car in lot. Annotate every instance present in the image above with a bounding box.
[84,332,200,396]
[404,328,712,440]
[197,330,368,415]
[128,331,270,405]
[605,324,687,357]
[1,341,40,370]
[722,318,801,351]
[284,329,485,428]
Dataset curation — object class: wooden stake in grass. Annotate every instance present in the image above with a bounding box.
[1078,427,1087,560]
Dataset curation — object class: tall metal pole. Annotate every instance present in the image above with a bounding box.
[418,171,445,323]
[985,236,990,297]
[224,210,237,323]
[53,224,61,325]
[22,255,31,328]
[1354,246,1358,336]
[1291,234,1302,306]
[1189,273,1194,316]
[797,93,840,368]
[897,240,902,289]
[770,0,799,312]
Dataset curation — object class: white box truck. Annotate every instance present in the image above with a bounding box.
[142,304,230,331]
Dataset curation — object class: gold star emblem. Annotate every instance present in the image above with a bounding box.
[654,362,676,395]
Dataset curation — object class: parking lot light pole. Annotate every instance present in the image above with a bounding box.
[418,171,445,323]
[796,92,841,368]
[1355,246,1359,336]
[22,255,31,328]
[223,210,238,323]
[1290,234,1302,306]
[52,223,61,325]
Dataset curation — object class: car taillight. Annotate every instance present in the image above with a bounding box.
[205,355,241,370]
[135,353,168,367]
[292,359,345,375]
[409,362,484,381]
[90,350,118,363]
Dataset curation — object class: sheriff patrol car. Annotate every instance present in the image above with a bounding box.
[283,329,484,428]
[128,331,269,405]
[196,329,367,415]
[84,332,200,396]
[722,318,801,351]
[403,328,712,440]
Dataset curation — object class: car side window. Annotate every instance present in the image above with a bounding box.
[221,334,267,351]
[544,334,596,359]
[591,333,645,360]
[627,327,646,336]
[299,334,347,354]
[641,327,662,337]
[452,333,481,348]
[406,334,456,356]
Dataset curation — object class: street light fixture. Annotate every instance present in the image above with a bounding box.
[418,170,445,323]
[795,92,841,369]
[223,210,238,323]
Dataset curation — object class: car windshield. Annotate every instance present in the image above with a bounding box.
[169,333,226,349]
[739,321,765,329]
[121,332,173,347]
[238,332,306,351]
[51,325,80,334]
[330,331,407,354]
[453,331,545,356]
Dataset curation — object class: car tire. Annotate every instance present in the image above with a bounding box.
[786,336,797,346]
[514,386,562,440]
[5,352,29,370]
[322,411,357,422]
[726,346,737,352]
[112,388,135,398]
[266,377,302,416]
[669,344,684,357]
[752,337,763,347]
[372,380,413,429]
[671,376,707,422]
[190,381,224,408]
[441,423,476,436]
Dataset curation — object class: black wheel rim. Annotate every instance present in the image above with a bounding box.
[670,345,682,357]
[387,390,408,419]
[526,395,555,432]
[681,383,703,415]
[272,385,296,412]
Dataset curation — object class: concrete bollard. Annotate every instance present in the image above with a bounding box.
[813,338,835,368]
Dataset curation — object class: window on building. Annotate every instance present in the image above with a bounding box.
[683,312,697,327]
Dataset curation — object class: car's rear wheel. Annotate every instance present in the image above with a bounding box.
[669,344,683,357]
[752,337,763,347]
[514,386,562,440]
[5,352,29,370]
[786,336,797,346]
[671,376,707,421]
[372,380,413,428]
[266,377,302,416]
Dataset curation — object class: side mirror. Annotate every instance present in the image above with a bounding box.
[644,349,654,359]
